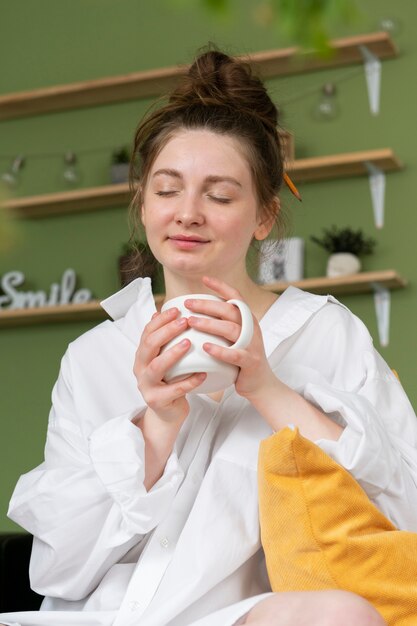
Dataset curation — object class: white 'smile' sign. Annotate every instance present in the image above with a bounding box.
[0,269,92,310]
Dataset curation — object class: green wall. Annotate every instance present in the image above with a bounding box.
[1,0,416,531]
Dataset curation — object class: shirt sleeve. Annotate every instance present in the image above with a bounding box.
[7,349,184,601]
[292,302,417,531]
[312,358,417,531]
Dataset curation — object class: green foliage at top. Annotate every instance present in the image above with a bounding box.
[272,0,360,53]
[310,225,377,255]
[202,0,229,11]
[170,0,360,54]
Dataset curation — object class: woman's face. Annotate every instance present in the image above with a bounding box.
[141,129,272,283]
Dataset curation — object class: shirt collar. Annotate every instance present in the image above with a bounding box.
[100,279,340,354]
[260,285,339,358]
[100,277,157,346]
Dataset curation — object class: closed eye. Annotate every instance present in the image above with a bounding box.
[155,190,179,197]
[208,195,232,204]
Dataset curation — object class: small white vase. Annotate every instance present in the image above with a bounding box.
[326,252,361,278]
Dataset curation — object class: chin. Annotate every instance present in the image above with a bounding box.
[164,255,206,273]
[162,247,227,278]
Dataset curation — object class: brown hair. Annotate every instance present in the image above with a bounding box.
[126,45,288,278]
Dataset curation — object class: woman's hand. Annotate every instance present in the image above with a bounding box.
[187,276,343,442]
[185,276,276,400]
[133,307,207,425]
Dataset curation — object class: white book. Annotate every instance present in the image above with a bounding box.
[257,237,305,284]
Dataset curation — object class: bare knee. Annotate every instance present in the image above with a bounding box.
[245,590,386,626]
[320,591,386,626]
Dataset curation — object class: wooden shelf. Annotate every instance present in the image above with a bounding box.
[0,271,406,328]
[3,182,133,218]
[3,148,402,218]
[0,32,397,121]
[288,148,402,183]
[0,301,108,328]
[262,269,407,296]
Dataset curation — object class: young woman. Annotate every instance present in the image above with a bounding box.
[2,48,416,626]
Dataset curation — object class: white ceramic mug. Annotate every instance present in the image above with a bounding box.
[160,294,254,394]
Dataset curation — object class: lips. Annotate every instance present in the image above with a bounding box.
[169,234,210,243]
[168,234,210,250]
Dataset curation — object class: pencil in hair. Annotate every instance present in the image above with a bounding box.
[283,172,302,202]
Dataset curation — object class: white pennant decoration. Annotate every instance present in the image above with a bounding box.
[359,44,381,115]
[372,283,391,347]
[365,160,385,229]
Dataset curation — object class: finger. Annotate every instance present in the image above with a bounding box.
[185,298,241,324]
[137,337,192,394]
[145,307,179,334]
[145,337,192,383]
[167,372,207,400]
[187,316,240,343]
[142,308,179,344]
[146,371,206,411]
[203,342,247,367]
[139,315,188,364]
[202,275,243,300]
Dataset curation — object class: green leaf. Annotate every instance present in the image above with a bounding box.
[202,0,229,14]
[310,225,377,255]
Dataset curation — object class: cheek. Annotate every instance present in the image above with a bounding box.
[215,213,257,241]
[141,201,170,230]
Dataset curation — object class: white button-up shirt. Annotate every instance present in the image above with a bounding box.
[2,277,417,626]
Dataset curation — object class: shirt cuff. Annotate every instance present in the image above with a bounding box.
[89,410,184,533]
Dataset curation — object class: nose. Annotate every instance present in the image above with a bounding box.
[174,192,205,227]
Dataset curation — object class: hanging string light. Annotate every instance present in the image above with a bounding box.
[311,83,340,121]
[0,63,379,189]
[377,16,402,36]
[62,151,82,186]
[1,155,25,188]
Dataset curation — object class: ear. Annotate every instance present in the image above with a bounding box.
[254,197,280,241]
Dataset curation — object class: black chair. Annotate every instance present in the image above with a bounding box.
[0,533,43,613]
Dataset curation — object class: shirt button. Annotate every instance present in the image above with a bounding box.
[159,536,169,549]
[129,600,140,611]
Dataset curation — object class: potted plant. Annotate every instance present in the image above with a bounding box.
[110,146,131,184]
[310,226,376,277]
[119,239,160,288]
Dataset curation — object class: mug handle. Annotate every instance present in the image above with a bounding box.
[226,299,254,350]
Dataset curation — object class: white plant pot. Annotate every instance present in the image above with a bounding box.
[326,252,361,278]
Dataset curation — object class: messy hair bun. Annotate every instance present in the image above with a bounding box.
[169,49,279,139]
[127,46,287,277]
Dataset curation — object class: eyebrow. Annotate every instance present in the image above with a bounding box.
[152,169,242,188]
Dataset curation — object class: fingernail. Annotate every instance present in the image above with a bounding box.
[177,317,187,326]
[180,339,190,347]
